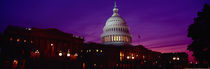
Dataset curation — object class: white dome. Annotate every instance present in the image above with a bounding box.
[101,2,132,45]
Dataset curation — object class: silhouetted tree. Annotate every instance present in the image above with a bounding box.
[187,4,210,64]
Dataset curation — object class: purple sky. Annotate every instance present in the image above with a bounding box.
[1,0,210,62]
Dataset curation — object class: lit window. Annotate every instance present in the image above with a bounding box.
[116,35,118,41]
[104,37,106,42]
[124,36,127,42]
[35,50,39,54]
[120,52,124,57]
[143,55,145,59]
[30,41,33,43]
[96,49,99,52]
[24,40,27,43]
[81,50,83,52]
[74,53,78,56]
[17,38,20,42]
[121,36,124,41]
[104,36,106,42]
[89,50,91,52]
[126,36,129,42]
[114,35,116,41]
[119,36,121,41]
[94,64,96,67]
[120,57,122,61]
[111,35,114,41]
[100,50,102,52]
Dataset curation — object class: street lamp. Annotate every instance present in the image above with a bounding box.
[131,56,134,59]
[173,57,180,60]
[59,52,62,56]
[173,57,176,60]
[127,56,130,59]
[177,57,180,60]
[67,53,70,57]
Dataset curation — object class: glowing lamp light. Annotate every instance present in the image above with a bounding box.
[127,56,130,59]
[173,57,176,60]
[67,53,70,57]
[17,38,20,42]
[74,53,78,56]
[177,57,180,60]
[13,59,18,64]
[116,64,119,66]
[59,52,62,56]
[131,56,135,59]
[26,28,32,30]
[50,43,53,46]
[35,50,39,54]
[143,55,145,59]
[190,62,193,64]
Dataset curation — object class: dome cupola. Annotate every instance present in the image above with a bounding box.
[101,0,132,45]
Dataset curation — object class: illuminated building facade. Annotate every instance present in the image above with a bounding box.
[101,1,132,45]
[82,43,161,69]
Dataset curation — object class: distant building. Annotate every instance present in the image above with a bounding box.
[0,25,84,69]
[101,1,132,45]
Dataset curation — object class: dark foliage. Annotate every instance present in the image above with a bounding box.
[187,4,210,64]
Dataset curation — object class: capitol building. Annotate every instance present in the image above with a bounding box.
[101,2,132,45]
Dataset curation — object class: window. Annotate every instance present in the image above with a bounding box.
[74,53,78,56]
[116,35,118,41]
[114,35,116,41]
[111,35,114,41]
[24,40,27,43]
[119,36,121,41]
[17,38,20,42]
[31,41,33,43]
